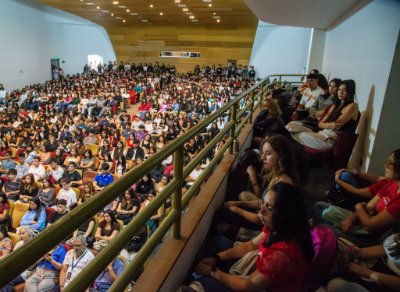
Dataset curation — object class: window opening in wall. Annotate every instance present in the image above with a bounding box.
[88,55,103,71]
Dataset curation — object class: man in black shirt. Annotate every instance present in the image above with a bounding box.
[216,64,223,76]
[62,162,83,188]
[47,199,68,227]
[126,139,145,161]
[248,66,256,80]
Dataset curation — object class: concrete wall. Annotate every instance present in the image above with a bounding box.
[321,0,400,172]
[249,21,311,81]
[0,0,116,91]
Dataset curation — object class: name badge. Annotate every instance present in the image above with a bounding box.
[66,272,72,280]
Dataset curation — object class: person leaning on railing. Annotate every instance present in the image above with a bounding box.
[194,182,314,292]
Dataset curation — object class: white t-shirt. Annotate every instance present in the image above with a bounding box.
[58,188,77,208]
[28,165,45,181]
[186,169,203,186]
[300,86,325,109]
[132,120,144,131]
[63,249,95,287]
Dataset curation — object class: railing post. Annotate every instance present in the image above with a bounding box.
[249,89,255,124]
[259,81,264,108]
[278,75,282,88]
[172,145,183,239]
[228,102,237,154]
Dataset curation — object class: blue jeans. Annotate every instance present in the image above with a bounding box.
[68,104,77,110]
[336,172,371,190]
[312,201,381,248]
[54,102,69,113]
[139,110,147,119]
[97,107,110,119]
[0,275,25,292]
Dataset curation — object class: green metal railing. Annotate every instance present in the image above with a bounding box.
[0,74,305,291]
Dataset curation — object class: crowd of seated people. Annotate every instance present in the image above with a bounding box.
[187,71,400,292]
[0,61,260,291]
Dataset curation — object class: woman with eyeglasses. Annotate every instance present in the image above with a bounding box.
[313,149,400,248]
[194,182,314,292]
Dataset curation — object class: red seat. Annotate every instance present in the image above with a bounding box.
[14,149,26,161]
[45,207,55,225]
[60,243,72,252]
[1,177,8,186]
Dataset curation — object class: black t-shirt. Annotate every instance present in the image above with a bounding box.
[62,170,82,187]
[49,210,68,224]
[249,70,255,78]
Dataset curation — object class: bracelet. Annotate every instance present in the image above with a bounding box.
[227,249,232,258]
[370,272,379,283]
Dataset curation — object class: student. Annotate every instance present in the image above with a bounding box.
[47,199,68,227]
[2,169,23,202]
[57,177,78,210]
[20,173,39,203]
[94,164,114,192]
[38,176,56,206]
[20,197,46,231]
[28,156,46,182]
[0,151,16,177]
[62,162,83,187]
[46,158,65,183]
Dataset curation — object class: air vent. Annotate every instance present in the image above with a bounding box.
[130,13,138,15]
[102,10,109,12]
[115,17,122,19]
[141,20,148,22]
[185,12,193,14]
[177,5,186,7]
[191,20,198,22]
[118,6,126,8]
[213,16,220,18]
[85,3,94,5]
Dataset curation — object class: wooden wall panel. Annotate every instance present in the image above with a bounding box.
[106,26,257,74]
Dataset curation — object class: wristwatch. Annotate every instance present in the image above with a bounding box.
[210,266,217,278]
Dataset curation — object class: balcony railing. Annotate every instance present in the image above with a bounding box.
[0,74,305,291]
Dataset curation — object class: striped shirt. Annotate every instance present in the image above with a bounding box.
[5,178,23,198]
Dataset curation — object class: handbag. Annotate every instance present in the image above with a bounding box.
[228,249,258,277]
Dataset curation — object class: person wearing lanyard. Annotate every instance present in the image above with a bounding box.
[58,235,95,291]
[90,257,124,292]
[23,244,66,292]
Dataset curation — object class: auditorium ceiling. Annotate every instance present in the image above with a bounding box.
[35,0,258,29]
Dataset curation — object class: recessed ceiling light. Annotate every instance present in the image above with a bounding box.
[183,8,188,11]
[112,1,118,4]
[126,9,130,12]
[97,6,100,9]
[160,12,163,15]
[190,16,194,19]
[213,13,216,15]
[111,13,114,16]
[150,4,153,8]
[209,4,212,7]
[130,13,138,15]
[175,0,180,2]
[123,20,125,22]
[217,19,220,22]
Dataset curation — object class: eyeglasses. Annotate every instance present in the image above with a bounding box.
[258,199,274,213]
[73,244,83,248]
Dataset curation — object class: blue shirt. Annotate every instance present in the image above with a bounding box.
[95,172,114,187]
[1,159,16,172]
[37,245,67,271]
[76,124,88,131]
[59,131,73,143]
[20,206,47,231]
[94,258,124,287]
[171,103,179,111]
[98,120,109,127]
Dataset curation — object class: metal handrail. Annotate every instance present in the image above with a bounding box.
[0,74,306,291]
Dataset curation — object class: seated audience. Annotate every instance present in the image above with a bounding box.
[16,153,29,179]
[62,162,83,188]
[28,156,46,182]
[47,199,68,227]
[116,188,139,225]
[94,164,114,192]
[38,176,56,206]
[57,177,77,210]
[2,169,23,202]
[0,225,13,260]
[0,151,15,177]
[20,173,39,203]
[253,99,284,138]
[20,197,46,231]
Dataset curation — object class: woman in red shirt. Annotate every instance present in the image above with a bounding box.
[138,99,151,119]
[313,149,400,247]
[194,182,314,292]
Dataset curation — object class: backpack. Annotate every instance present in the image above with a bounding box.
[300,226,337,292]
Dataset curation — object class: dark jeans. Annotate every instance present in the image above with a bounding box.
[312,201,381,248]
[0,275,25,292]
[197,235,237,292]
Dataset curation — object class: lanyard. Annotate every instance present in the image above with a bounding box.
[71,249,88,272]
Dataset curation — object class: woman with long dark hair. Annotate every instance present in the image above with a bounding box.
[195,182,314,292]
[116,188,139,225]
[289,80,359,151]
[20,197,46,231]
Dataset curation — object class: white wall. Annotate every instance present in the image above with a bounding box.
[0,0,116,92]
[249,21,312,81]
[321,0,400,172]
